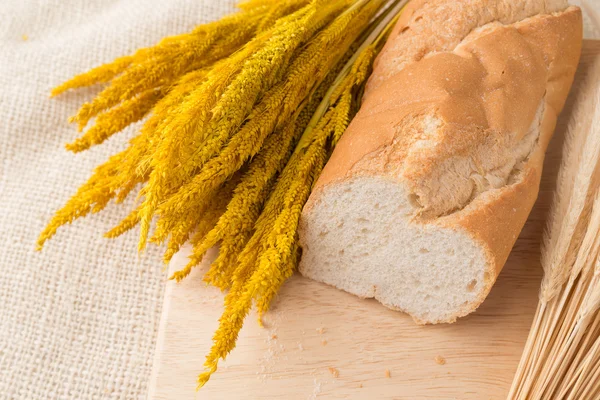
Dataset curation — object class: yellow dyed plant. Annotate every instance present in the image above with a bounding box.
[38,0,408,387]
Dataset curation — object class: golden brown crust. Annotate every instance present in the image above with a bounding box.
[441,7,582,288]
[370,0,570,92]
[302,2,582,322]
[316,6,581,192]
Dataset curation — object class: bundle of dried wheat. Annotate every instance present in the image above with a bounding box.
[38,0,409,387]
[508,57,600,400]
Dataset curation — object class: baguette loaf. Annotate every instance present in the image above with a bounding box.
[298,0,582,324]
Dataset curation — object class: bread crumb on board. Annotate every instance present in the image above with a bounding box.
[316,327,326,334]
[329,367,339,378]
[384,369,391,378]
[311,379,322,400]
[435,355,446,365]
[358,383,363,388]
[321,339,328,346]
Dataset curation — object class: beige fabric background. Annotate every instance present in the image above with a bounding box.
[0,1,236,399]
[0,1,598,399]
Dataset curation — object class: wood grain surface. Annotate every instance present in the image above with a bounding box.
[147,41,600,400]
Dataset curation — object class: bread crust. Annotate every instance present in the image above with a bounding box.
[300,2,582,323]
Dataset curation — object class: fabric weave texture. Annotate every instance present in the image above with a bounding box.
[0,1,235,399]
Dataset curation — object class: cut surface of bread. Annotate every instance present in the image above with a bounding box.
[299,177,489,323]
[298,1,583,324]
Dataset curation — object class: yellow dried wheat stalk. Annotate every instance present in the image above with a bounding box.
[38,0,408,388]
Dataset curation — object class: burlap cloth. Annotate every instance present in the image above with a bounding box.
[0,1,236,398]
[0,1,598,399]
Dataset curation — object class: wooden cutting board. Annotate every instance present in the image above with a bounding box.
[147,40,600,400]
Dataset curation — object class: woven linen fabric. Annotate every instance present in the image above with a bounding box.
[0,1,236,399]
[0,1,599,400]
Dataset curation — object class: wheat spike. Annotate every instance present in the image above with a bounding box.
[541,58,600,302]
[40,0,409,388]
[509,58,600,400]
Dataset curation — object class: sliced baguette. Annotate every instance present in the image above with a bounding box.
[298,0,582,324]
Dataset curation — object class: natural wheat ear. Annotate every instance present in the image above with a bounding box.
[39,0,409,387]
[508,56,600,400]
